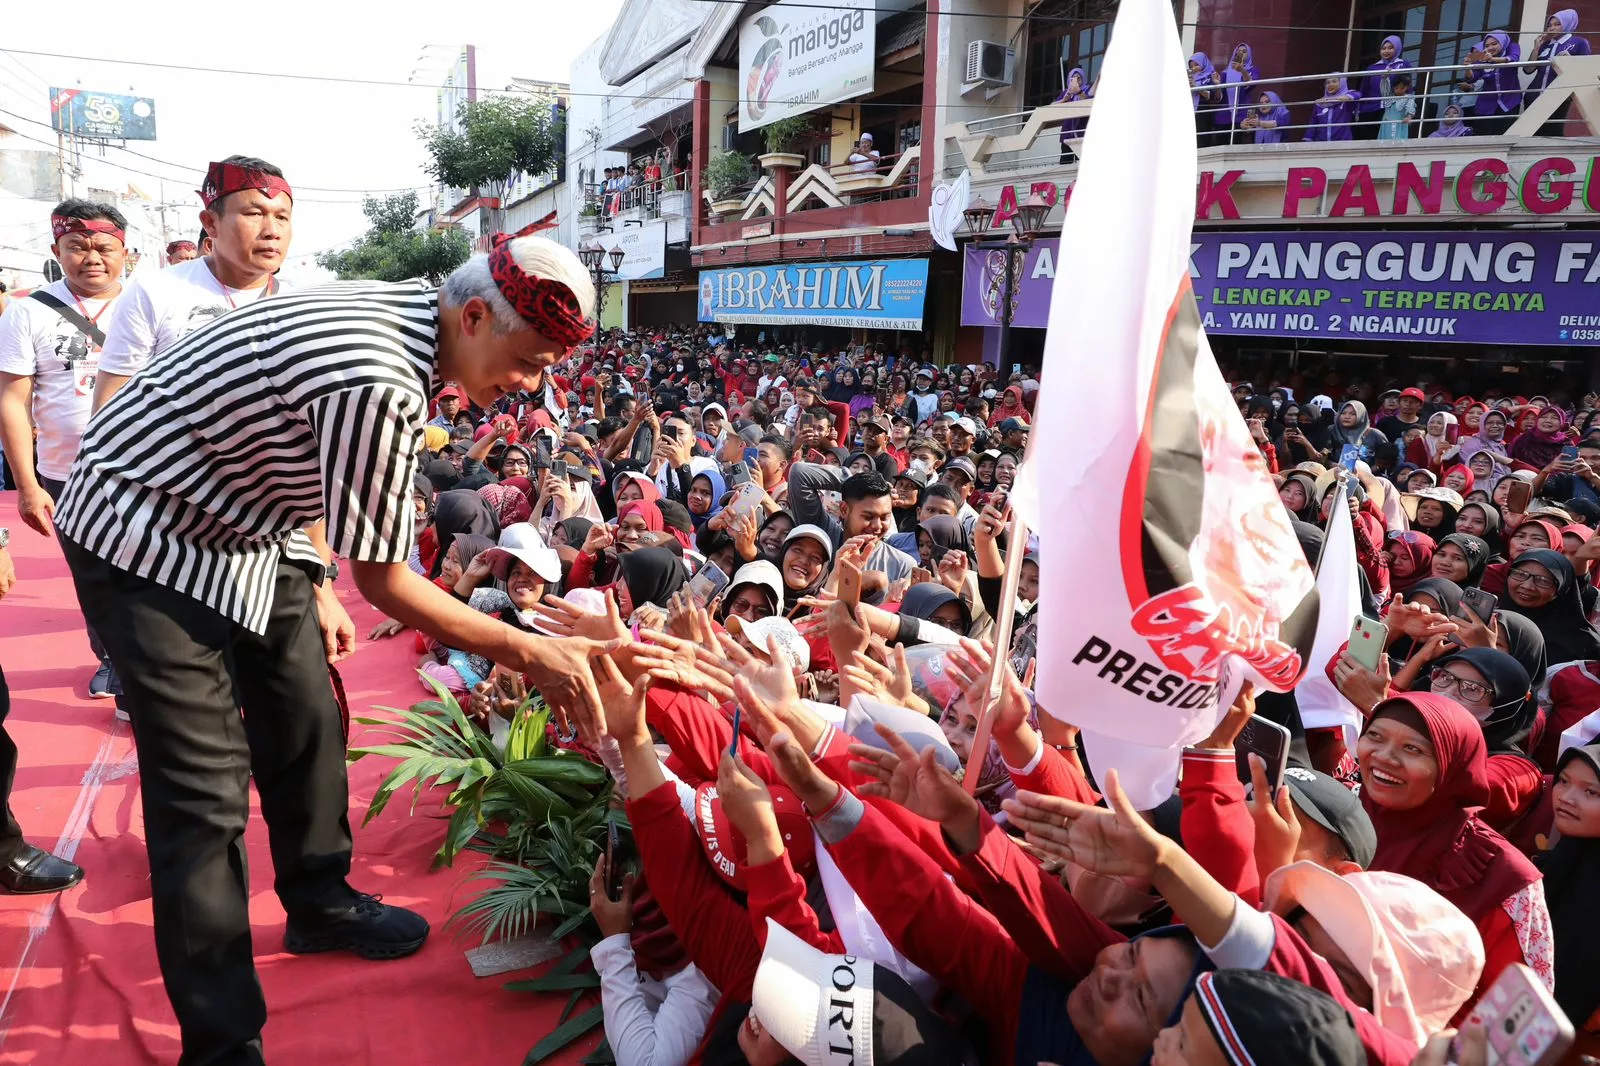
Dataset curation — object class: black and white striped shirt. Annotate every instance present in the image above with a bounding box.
[57,281,439,634]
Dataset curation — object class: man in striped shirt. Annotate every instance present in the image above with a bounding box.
[56,233,613,1066]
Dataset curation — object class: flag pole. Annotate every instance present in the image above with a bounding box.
[963,448,1035,796]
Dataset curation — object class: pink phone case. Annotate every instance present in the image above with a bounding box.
[1463,965,1573,1066]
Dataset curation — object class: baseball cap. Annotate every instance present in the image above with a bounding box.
[949,416,978,436]
[858,413,890,432]
[998,417,1029,435]
[1264,862,1485,1044]
[913,366,934,379]
[726,615,811,672]
[783,524,835,560]
[482,522,563,583]
[435,385,465,402]
[1279,765,1377,868]
[1400,387,1426,401]
[1192,970,1364,1066]
[752,920,961,1066]
[694,785,814,890]
[941,456,977,483]
[895,467,931,489]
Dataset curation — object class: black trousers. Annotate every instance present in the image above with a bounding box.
[40,477,111,667]
[61,537,353,1066]
[0,665,23,862]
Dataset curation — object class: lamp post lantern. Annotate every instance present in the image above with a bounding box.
[960,192,1051,370]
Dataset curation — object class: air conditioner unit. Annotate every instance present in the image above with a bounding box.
[966,41,1015,86]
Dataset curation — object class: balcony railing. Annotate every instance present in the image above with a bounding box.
[946,55,1591,177]
[703,146,923,224]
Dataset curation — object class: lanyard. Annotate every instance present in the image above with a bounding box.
[71,290,116,329]
[219,274,278,310]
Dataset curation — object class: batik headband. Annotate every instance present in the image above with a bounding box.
[51,215,125,244]
[487,233,596,349]
[166,240,197,254]
[197,161,294,208]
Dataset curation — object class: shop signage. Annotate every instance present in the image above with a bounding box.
[962,233,1600,345]
[970,154,1600,227]
[699,258,929,328]
[610,220,668,281]
[738,0,874,133]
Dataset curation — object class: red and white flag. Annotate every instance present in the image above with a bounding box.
[1011,0,1318,807]
[1295,482,1365,750]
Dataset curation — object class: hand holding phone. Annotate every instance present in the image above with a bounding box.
[1234,716,1291,794]
[604,822,623,902]
[1454,963,1573,1066]
[1347,616,1389,672]
[1507,480,1532,514]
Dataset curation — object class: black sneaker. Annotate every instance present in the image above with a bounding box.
[88,662,115,700]
[284,892,429,960]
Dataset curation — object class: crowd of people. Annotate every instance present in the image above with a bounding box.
[0,156,1597,1066]
[1181,13,1589,144]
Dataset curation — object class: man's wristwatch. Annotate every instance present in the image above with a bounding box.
[324,559,340,585]
[0,528,10,549]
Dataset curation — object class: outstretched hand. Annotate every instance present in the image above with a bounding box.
[847,723,980,848]
[1001,769,1168,879]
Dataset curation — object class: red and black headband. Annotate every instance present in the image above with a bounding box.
[486,233,596,350]
[166,240,197,254]
[51,215,125,244]
[197,160,293,208]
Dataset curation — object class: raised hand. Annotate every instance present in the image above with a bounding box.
[1246,753,1301,879]
[716,750,783,861]
[1332,649,1392,716]
[530,589,628,642]
[1198,680,1256,750]
[1001,769,1168,879]
[936,550,969,594]
[593,652,650,745]
[847,723,980,843]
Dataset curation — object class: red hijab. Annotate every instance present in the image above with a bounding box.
[1362,693,1542,923]
[1441,464,1474,495]
[1386,530,1435,597]
[619,500,664,532]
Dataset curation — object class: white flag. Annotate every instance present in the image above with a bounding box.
[1011,0,1318,807]
[1296,484,1365,750]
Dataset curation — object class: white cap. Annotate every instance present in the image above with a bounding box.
[753,920,877,1066]
[950,417,978,436]
[728,560,784,612]
[482,522,563,583]
[783,524,835,560]
[727,615,810,673]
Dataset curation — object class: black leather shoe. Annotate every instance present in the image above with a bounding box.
[284,891,429,960]
[0,843,85,894]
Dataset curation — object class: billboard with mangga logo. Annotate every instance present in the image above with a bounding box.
[50,88,157,141]
[699,259,929,329]
[962,232,1600,344]
[739,0,874,133]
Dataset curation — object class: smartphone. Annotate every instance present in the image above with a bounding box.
[534,434,553,470]
[1348,616,1388,672]
[1460,587,1498,624]
[1560,445,1579,461]
[743,447,760,466]
[1455,963,1573,1066]
[1234,716,1291,794]
[725,480,765,521]
[1011,363,1022,374]
[1507,480,1532,514]
[604,822,622,902]
[726,462,753,488]
[729,705,743,756]
[550,459,569,481]
[630,421,656,465]
[1338,444,1361,473]
[686,561,729,609]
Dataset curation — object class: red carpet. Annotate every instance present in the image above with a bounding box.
[0,500,594,1065]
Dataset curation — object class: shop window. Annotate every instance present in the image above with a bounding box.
[1356,0,1519,73]
[898,120,921,153]
[1023,14,1110,108]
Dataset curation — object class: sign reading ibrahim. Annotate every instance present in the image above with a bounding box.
[699,259,929,329]
[964,233,1600,345]
[739,0,874,133]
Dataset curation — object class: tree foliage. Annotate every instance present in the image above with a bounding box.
[416,95,566,200]
[317,191,471,285]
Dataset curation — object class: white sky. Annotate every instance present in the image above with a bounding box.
[0,0,624,279]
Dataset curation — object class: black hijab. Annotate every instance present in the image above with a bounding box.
[424,458,461,493]
[1501,549,1600,664]
[1537,744,1600,1027]
[1492,610,1547,690]
[1458,502,1503,558]
[1437,533,1490,587]
[558,517,595,550]
[1433,647,1538,759]
[917,515,967,565]
[1390,577,1463,664]
[430,490,500,578]
[413,473,437,518]
[900,582,971,633]
[617,548,688,609]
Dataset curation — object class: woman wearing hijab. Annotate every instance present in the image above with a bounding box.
[1408,488,1461,540]
[1189,52,1221,137]
[1278,471,1319,523]
[1358,693,1553,1000]
[900,582,973,634]
[1500,549,1600,664]
[1538,744,1600,1037]
[776,525,832,613]
[1432,532,1491,587]
[1305,77,1361,140]
[988,385,1028,428]
[1244,90,1291,143]
[1384,530,1437,599]
[1511,407,1573,471]
[1331,400,1388,463]
[1213,43,1259,139]
[1429,102,1474,138]
[1358,35,1412,138]
[1054,67,1091,161]
[1524,10,1591,135]
[478,482,532,528]
[1406,411,1459,473]
[428,490,500,580]
[1456,501,1505,558]
[1480,517,1563,593]
[1458,408,1513,470]
[612,547,689,616]
[914,514,968,571]
[684,459,728,531]
[1464,32,1521,135]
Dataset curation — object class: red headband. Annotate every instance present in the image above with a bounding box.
[166,240,196,254]
[197,161,294,208]
[486,234,596,350]
[51,215,125,244]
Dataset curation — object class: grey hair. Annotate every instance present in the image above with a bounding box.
[439,237,598,336]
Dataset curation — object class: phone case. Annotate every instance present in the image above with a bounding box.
[1463,964,1573,1066]
[1348,617,1388,672]
[1460,588,1498,624]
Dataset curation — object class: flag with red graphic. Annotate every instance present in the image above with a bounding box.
[1011,0,1319,807]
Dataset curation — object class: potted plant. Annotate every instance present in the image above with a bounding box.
[702,150,755,215]
[757,116,811,171]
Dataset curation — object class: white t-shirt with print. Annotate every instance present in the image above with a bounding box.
[98,257,288,377]
[0,280,119,481]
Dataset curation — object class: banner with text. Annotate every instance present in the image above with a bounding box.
[699,259,929,329]
[739,0,874,133]
[963,231,1600,345]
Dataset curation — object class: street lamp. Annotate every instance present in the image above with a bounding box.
[960,192,1052,369]
[578,239,626,320]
